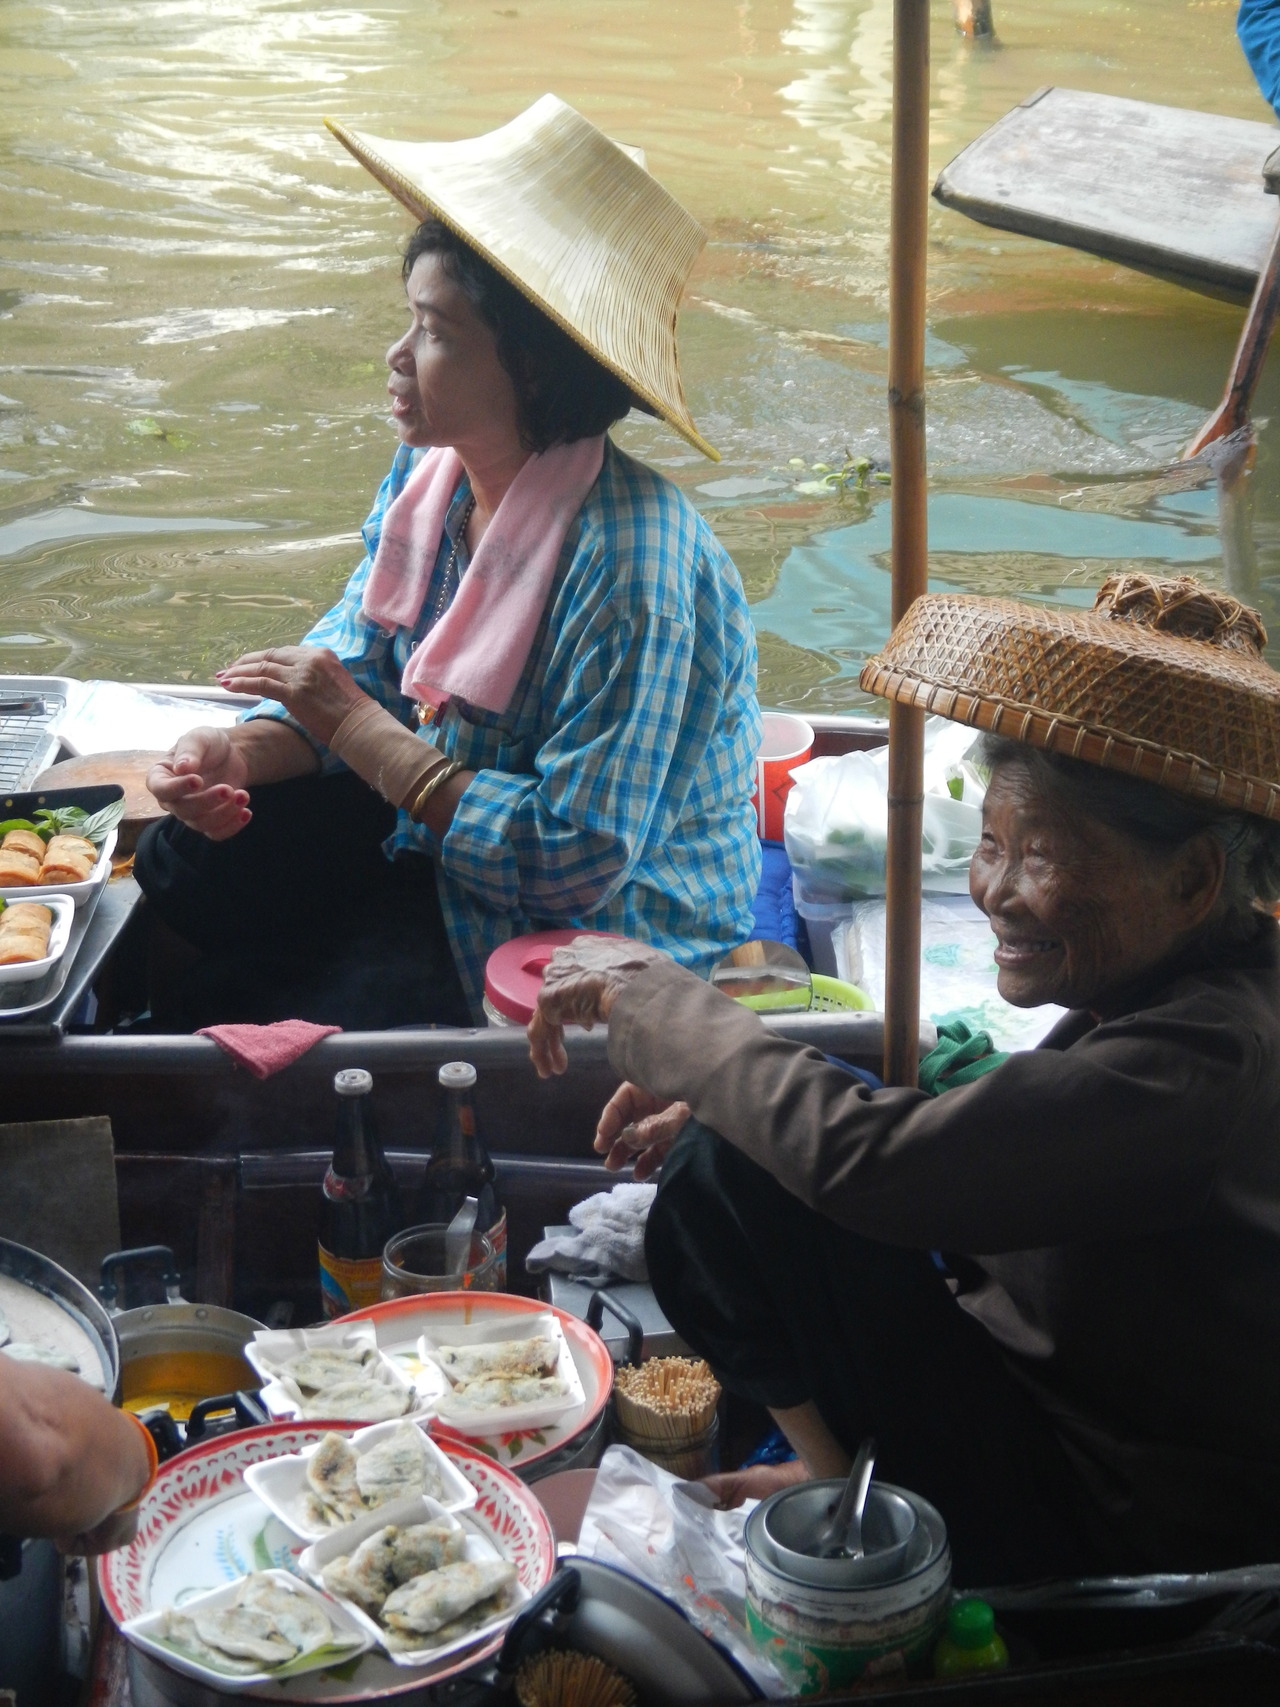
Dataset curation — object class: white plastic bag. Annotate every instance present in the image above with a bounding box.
[784,717,985,899]
[575,1446,788,1695]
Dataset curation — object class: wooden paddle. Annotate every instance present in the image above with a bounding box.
[1185,205,1280,459]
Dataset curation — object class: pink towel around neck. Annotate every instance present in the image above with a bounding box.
[362,436,606,715]
[197,1020,341,1079]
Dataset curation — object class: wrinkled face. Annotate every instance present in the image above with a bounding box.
[969,762,1214,1013]
[385,253,521,454]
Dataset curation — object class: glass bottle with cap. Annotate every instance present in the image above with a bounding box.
[318,1068,403,1318]
[932,1597,1010,1677]
[417,1061,507,1287]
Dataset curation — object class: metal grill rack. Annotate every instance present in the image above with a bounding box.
[0,677,71,791]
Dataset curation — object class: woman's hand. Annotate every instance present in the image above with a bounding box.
[147,727,252,841]
[56,1505,140,1556]
[595,1081,690,1178]
[700,1459,810,1509]
[216,646,367,747]
[527,935,670,1077]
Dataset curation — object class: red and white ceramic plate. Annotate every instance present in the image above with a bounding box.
[344,1292,614,1472]
[99,1423,555,1702]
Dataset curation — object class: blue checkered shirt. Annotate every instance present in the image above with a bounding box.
[248,438,762,1018]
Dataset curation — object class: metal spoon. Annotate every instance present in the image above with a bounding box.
[807,1437,876,1560]
[444,1196,479,1278]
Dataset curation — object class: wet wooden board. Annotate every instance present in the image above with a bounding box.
[35,749,165,855]
[934,87,1280,299]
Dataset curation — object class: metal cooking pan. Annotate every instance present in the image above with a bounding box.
[0,1234,120,1393]
[101,1246,263,1426]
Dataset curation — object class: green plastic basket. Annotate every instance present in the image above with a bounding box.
[734,973,873,1013]
[810,973,874,1011]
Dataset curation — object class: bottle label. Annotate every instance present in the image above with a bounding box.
[487,1210,507,1290]
[319,1243,384,1318]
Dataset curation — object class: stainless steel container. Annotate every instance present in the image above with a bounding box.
[744,1482,951,1695]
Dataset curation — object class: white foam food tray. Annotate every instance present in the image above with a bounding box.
[419,1310,586,1435]
[0,827,116,910]
[298,1493,528,1670]
[245,1320,446,1424]
[0,894,75,986]
[243,1419,477,1543]
[122,1568,369,1692]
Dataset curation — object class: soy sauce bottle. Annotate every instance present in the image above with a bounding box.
[318,1068,403,1317]
[417,1061,507,1287]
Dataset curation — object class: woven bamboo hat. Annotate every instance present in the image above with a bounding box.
[325,95,717,461]
[860,574,1280,820]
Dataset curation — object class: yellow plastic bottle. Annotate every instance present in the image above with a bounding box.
[933,1597,1010,1676]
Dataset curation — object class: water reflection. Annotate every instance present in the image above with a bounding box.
[0,0,1275,701]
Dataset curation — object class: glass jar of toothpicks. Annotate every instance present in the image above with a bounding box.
[611,1356,722,1479]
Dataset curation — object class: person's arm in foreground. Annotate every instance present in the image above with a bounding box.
[0,1359,154,1552]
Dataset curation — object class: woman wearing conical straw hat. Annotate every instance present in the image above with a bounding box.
[137,98,761,1028]
[531,575,1280,1580]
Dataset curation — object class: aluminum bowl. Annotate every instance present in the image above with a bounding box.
[761,1479,919,1586]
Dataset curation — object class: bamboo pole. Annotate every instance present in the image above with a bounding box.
[882,0,931,1088]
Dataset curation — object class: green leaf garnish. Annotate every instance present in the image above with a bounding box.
[77,799,126,845]
[0,819,39,838]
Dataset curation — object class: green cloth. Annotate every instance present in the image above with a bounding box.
[917,1017,1008,1096]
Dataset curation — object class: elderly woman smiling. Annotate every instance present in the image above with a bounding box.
[531,576,1280,1582]
[136,98,759,1030]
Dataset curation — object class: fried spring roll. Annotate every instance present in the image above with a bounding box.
[40,834,96,883]
[0,902,52,964]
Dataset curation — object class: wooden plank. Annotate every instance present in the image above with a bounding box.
[934,87,1280,298]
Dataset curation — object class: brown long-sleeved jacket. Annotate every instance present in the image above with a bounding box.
[608,919,1280,1568]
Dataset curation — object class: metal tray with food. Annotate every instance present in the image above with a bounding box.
[243,1419,477,1542]
[346,1293,612,1473]
[0,893,74,986]
[0,781,122,907]
[0,880,106,1021]
[99,1422,555,1701]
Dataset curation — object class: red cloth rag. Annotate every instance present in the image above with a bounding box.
[197,1019,341,1079]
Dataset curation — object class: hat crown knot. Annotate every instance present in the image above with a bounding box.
[1093,572,1267,658]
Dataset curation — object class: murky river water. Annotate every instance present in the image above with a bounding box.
[1,0,1276,709]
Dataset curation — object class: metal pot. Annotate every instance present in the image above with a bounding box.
[1,1233,120,1393]
[102,1246,264,1428]
[0,1237,121,1698]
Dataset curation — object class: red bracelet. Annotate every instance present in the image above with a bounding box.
[114,1411,159,1513]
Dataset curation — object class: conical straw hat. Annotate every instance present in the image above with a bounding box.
[325,96,718,461]
[860,574,1280,820]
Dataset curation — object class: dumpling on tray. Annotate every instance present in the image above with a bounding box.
[355,1422,443,1506]
[322,1521,465,1616]
[439,1373,567,1413]
[435,1335,559,1385]
[380,1559,517,1645]
[305,1433,365,1526]
[300,1379,409,1423]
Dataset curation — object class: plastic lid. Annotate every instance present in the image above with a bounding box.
[334,1068,373,1097]
[483,928,626,1024]
[438,1061,477,1090]
[946,1597,996,1649]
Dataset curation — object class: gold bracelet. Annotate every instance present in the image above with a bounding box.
[409,758,464,823]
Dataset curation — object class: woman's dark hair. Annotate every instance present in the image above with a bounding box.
[978,733,1280,936]
[402,219,638,453]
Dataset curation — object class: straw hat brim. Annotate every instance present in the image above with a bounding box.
[860,591,1280,820]
[325,98,719,461]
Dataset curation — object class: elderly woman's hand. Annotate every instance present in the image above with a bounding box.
[216,646,367,748]
[527,935,670,1077]
[594,1081,690,1178]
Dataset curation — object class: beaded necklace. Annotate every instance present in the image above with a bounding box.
[430,493,477,630]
